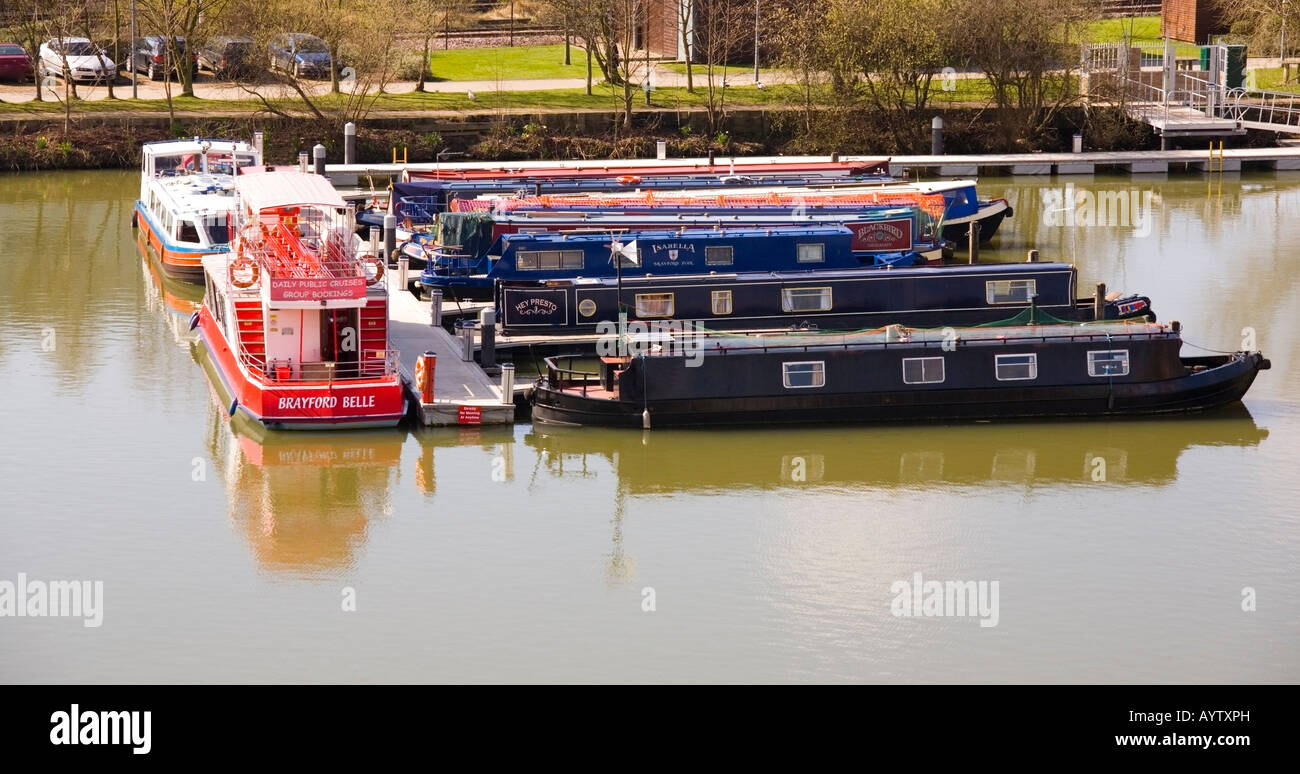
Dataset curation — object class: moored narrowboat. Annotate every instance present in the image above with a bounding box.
[531,320,1268,428]
[497,261,1154,334]
[418,222,927,301]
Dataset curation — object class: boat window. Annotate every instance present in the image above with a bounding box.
[797,243,825,263]
[705,246,733,266]
[995,353,1038,381]
[204,217,230,245]
[782,361,825,389]
[986,279,1036,304]
[634,293,675,318]
[177,220,201,244]
[515,249,585,271]
[1087,349,1130,377]
[902,356,945,384]
[711,290,732,315]
[781,287,832,313]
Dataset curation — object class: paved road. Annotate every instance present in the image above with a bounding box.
[0,70,596,103]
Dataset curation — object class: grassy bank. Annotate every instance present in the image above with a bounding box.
[0,104,1182,173]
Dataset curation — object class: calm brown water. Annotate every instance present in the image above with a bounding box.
[1,169,1297,683]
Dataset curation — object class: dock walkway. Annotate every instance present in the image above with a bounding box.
[326,148,1300,189]
[386,277,515,427]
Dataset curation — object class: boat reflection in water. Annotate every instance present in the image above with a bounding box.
[139,230,203,347]
[201,398,403,575]
[523,406,1270,494]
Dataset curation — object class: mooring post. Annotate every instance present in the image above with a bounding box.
[420,350,436,403]
[253,130,265,161]
[313,143,326,175]
[343,122,356,165]
[1072,133,1083,153]
[931,116,944,155]
[458,321,475,361]
[708,149,715,166]
[397,254,409,289]
[430,289,443,326]
[831,152,839,162]
[500,363,515,405]
[383,213,397,265]
[656,140,666,160]
[1094,282,1107,320]
[297,151,308,172]
[479,308,496,370]
[967,220,980,263]
[1027,249,1039,262]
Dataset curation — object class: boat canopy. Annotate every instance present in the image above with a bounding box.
[236,170,346,214]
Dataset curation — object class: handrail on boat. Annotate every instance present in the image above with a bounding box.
[240,347,400,382]
[543,355,602,396]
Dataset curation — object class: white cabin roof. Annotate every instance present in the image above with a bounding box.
[236,169,346,214]
[142,138,256,158]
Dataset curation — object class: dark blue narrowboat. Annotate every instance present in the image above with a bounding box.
[531,321,1269,428]
[496,261,1154,334]
[417,223,924,301]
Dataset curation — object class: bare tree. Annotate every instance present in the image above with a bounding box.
[400,0,465,92]
[953,0,1098,143]
[695,0,746,135]
[677,0,694,93]
[138,0,230,99]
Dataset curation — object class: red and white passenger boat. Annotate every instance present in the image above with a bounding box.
[195,169,406,430]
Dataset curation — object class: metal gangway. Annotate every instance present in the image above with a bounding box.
[1083,39,1300,137]
[1081,41,1246,139]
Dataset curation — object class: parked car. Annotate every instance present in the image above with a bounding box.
[126,36,196,81]
[0,43,34,83]
[38,37,116,84]
[197,36,257,80]
[268,33,337,79]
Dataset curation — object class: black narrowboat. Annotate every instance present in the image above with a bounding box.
[498,261,1153,334]
[531,321,1268,428]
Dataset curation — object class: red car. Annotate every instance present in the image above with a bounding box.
[0,43,34,82]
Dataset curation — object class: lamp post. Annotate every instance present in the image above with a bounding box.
[753,0,760,84]
[130,0,137,99]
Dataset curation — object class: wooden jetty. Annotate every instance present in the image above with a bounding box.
[325,148,1300,190]
[386,272,515,427]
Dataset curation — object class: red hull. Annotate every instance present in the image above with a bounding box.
[198,306,406,429]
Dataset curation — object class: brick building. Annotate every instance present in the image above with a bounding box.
[1161,0,1230,44]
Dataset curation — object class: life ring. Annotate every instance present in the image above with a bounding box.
[362,254,384,285]
[229,258,259,289]
[413,357,427,393]
[616,175,642,185]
